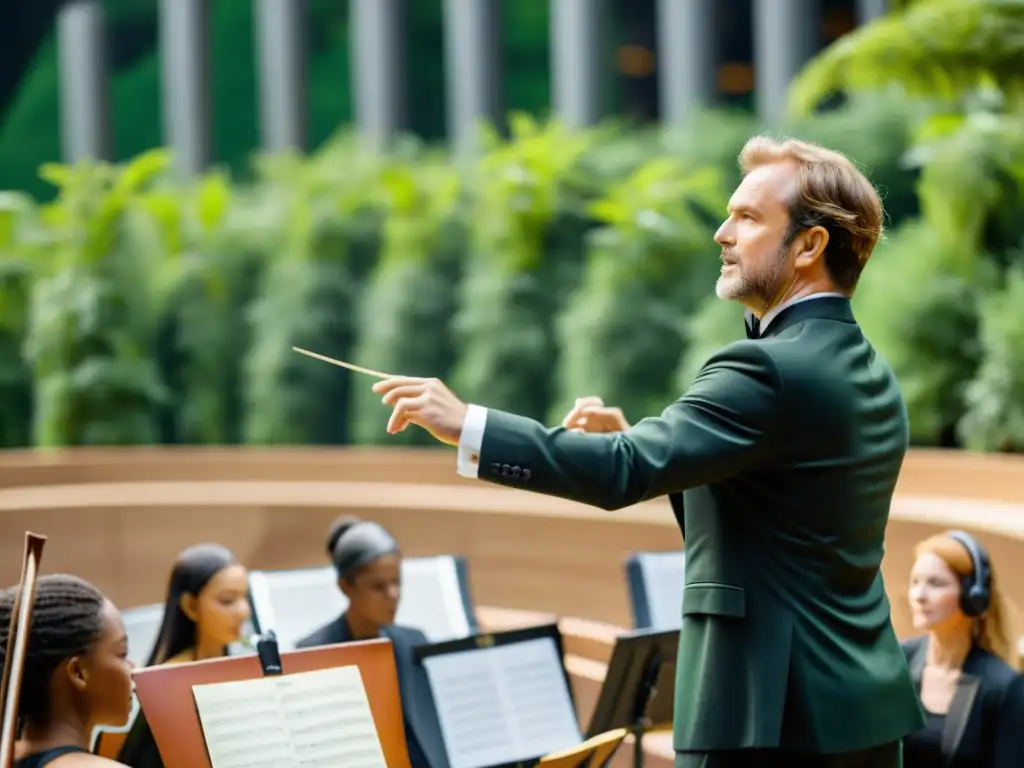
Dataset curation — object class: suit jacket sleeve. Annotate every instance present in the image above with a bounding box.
[993,673,1024,767]
[477,341,785,510]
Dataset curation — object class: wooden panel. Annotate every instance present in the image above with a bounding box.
[1,448,1023,639]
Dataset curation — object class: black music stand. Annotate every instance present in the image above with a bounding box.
[585,628,679,768]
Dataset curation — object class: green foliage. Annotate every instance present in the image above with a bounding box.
[21,150,178,446]
[789,0,1024,118]
[550,157,725,422]
[959,267,1024,451]
[241,138,384,445]
[2,96,1023,454]
[674,296,746,392]
[854,220,985,445]
[349,153,466,445]
[451,115,597,420]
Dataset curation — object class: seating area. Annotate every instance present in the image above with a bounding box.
[2,447,1023,767]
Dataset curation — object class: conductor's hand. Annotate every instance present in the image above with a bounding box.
[561,396,631,433]
[372,377,467,446]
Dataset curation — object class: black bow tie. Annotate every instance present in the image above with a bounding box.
[745,315,761,339]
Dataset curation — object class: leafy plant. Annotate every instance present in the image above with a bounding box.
[674,295,746,392]
[550,157,725,422]
[854,219,985,445]
[0,191,35,447]
[349,152,465,445]
[788,0,1024,117]
[959,265,1024,451]
[242,136,384,445]
[451,114,596,419]
[21,150,178,446]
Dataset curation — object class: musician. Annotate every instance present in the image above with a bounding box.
[902,531,1023,767]
[296,516,449,768]
[1,574,133,767]
[116,543,250,768]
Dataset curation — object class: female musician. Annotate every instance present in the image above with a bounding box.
[297,516,449,768]
[902,530,1024,767]
[1,574,133,767]
[117,543,250,768]
[146,542,251,665]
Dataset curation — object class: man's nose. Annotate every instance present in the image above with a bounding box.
[714,220,733,246]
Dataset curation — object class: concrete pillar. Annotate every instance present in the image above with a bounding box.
[657,0,718,125]
[443,0,503,155]
[159,0,212,174]
[350,0,406,149]
[254,0,308,151]
[753,0,821,123]
[857,0,889,24]
[550,0,607,128]
[57,1,111,162]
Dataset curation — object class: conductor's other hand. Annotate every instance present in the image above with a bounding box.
[372,377,467,446]
[561,396,630,433]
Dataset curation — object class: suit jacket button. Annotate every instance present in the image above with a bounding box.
[511,465,521,478]
[490,462,501,475]
[501,464,512,477]
[522,468,531,481]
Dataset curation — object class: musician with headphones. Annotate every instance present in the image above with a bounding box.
[902,530,1024,767]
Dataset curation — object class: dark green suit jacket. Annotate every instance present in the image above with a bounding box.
[473,296,925,754]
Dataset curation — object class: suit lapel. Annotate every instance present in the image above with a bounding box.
[906,638,981,764]
[907,638,927,687]
[940,674,980,762]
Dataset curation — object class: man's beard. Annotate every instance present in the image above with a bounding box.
[715,246,789,306]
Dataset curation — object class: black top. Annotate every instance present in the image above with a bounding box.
[15,746,88,768]
[904,710,948,767]
[296,615,450,768]
[902,636,1024,768]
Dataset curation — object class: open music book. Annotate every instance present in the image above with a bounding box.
[415,624,581,768]
[191,666,386,768]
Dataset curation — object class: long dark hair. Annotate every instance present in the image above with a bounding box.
[146,543,237,666]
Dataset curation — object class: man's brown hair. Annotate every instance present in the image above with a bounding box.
[739,136,884,293]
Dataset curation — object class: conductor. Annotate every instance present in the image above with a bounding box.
[372,136,925,767]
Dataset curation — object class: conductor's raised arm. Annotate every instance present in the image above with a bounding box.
[373,340,784,511]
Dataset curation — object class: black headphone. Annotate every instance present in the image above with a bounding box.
[945,530,992,617]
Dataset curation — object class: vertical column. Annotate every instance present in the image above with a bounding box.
[856,0,889,24]
[254,0,308,151]
[57,0,111,162]
[656,0,718,126]
[159,0,212,175]
[350,0,406,149]
[753,0,821,124]
[550,0,606,128]
[443,0,503,155]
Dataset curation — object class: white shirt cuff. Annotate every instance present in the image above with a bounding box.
[456,404,488,479]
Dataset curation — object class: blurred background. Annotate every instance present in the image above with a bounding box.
[1,2,1024,762]
[1,0,1022,453]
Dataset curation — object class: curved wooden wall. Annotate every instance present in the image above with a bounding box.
[3,447,1022,768]
[1,447,1023,640]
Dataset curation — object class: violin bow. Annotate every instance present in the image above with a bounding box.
[0,532,47,768]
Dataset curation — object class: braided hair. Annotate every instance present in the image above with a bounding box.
[0,573,106,734]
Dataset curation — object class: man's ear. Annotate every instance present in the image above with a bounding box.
[65,656,89,693]
[179,592,199,622]
[337,577,352,600]
[793,225,829,268]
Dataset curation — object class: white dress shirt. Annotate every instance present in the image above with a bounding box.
[456,293,846,479]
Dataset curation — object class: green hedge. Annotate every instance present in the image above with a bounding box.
[2,95,1023,453]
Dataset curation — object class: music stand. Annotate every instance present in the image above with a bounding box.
[132,634,411,768]
[585,628,679,768]
[538,727,629,768]
[414,623,582,768]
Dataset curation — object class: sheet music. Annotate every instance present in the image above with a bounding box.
[192,666,386,768]
[641,552,686,630]
[423,637,582,768]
